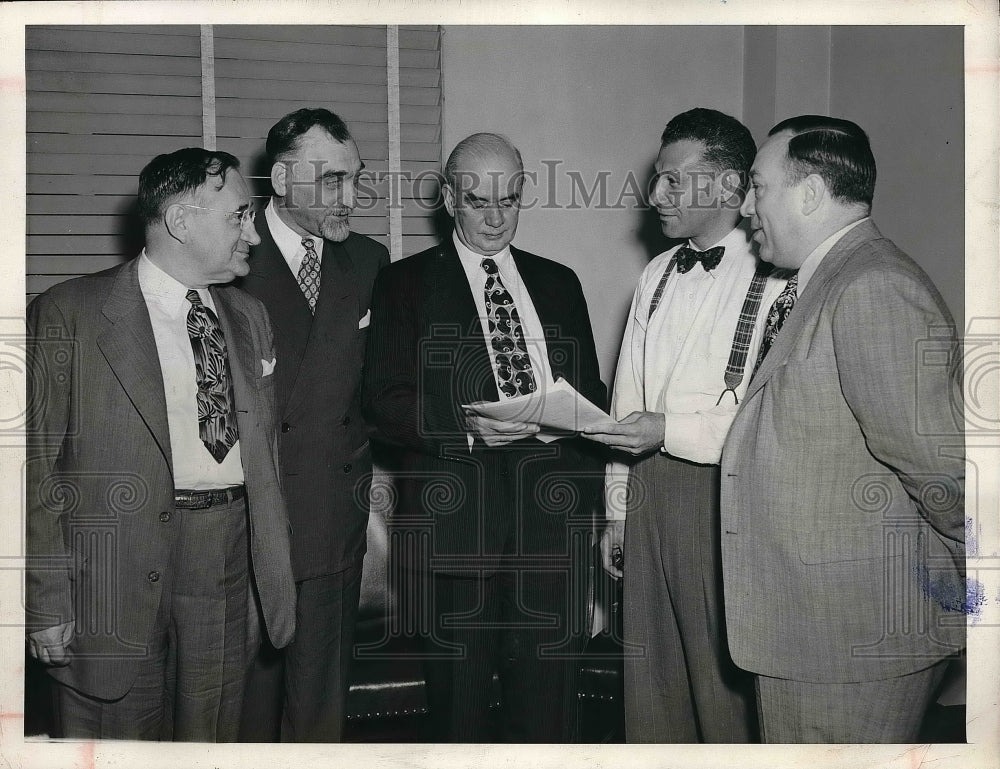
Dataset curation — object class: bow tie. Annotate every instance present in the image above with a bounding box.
[675,245,725,274]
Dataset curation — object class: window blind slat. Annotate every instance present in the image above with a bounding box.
[26,27,201,56]
[27,50,201,76]
[29,92,202,116]
[30,71,202,97]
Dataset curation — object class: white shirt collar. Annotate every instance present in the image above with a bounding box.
[452,231,513,272]
[138,250,210,314]
[265,198,324,261]
[797,217,869,294]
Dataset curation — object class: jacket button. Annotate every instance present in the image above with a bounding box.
[147,571,160,583]
[342,416,351,426]
[159,512,171,523]
[281,422,291,433]
[342,463,352,473]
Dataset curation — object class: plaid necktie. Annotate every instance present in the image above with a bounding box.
[482,257,537,398]
[753,272,798,375]
[297,237,321,313]
[185,290,239,463]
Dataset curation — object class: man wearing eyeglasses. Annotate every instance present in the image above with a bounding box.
[364,133,606,741]
[235,108,389,743]
[24,148,296,740]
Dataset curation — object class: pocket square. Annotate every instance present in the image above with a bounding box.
[261,357,276,377]
[358,309,371,329]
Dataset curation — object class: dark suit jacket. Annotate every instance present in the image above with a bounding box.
[25,257,296,701]
[363,240,607,572]
[236,215,389,581]
[721,220,965,683]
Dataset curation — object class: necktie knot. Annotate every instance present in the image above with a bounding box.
[675,245,725,274]
[186,289,204,306]
[481,257,500,276]
[302,237,314,251]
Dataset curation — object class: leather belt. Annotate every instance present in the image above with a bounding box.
[174,485,246,510]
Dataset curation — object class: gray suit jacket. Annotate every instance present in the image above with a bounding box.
[720,220,965,683]
[25,257,296,700]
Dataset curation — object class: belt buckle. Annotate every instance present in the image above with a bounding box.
[175,491,212,510]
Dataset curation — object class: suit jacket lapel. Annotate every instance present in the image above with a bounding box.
[96,258,173,472]
[745,219,883,399]
[427,240,498,404]
[245,214,311,383]
[512,246,562,370]
[212,286,257,424]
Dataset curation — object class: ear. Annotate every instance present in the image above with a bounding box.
[442,184,456,217]
[270,162,287,198]
[801,173,826,216]
[717,169,743,209]
[163,203,189,244]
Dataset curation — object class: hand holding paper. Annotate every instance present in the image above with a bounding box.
[462,377,609,438]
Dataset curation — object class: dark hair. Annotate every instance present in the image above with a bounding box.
[768,115,876,207]
[660,108,757,193]
[138,148,240,226]
[266,108,352,163]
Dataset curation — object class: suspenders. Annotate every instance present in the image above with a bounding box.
[646,253,773,406]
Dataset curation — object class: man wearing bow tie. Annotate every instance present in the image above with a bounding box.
[235,108,388,742]
[583,109,786,742]
[25,148,295,740]
[364,133,606,741]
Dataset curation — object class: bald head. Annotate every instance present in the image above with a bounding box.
[443,133,525,257]
[444,133,523,190]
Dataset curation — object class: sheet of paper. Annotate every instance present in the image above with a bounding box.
[462,377,610,433]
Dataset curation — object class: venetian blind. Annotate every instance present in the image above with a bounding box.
[25,25,443,300]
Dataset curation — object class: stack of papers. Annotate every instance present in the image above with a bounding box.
[462,377,610,441]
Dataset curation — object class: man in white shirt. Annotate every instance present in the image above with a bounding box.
[25,148,295,740]
[363,133,606,741]
[721,115,964,742]
[584,109,785,742]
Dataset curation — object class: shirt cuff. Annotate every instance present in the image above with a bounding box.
[660,413,724,465]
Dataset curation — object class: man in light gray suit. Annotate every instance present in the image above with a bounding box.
[25,148,296,741]
[722,115,966,742]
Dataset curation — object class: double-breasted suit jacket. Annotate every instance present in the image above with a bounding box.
[25,257,296,701]
[237,216,389,581]
[720,220,965,684]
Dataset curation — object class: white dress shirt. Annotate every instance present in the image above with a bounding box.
[138,252,244,489]
[453,232,555,392]
[265,198,325,277]
[605,225,785,517]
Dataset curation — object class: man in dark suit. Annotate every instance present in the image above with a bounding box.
[235,108,388,742]
[722,115,965,741]
[25,148,296,741]
[363,133,606,742]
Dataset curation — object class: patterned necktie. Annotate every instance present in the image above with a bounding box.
[185,290,239,463]
[674,244,725,274]
[753,272,798,375]
[297,237,321,313]
[482,257,537,398]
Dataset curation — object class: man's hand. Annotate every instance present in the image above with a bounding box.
[600,520,625,579]
[464,413,540,447]
[583,411,665,456]
[27,621,73,666]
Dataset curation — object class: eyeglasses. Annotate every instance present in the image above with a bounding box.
[178,203,256,227]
